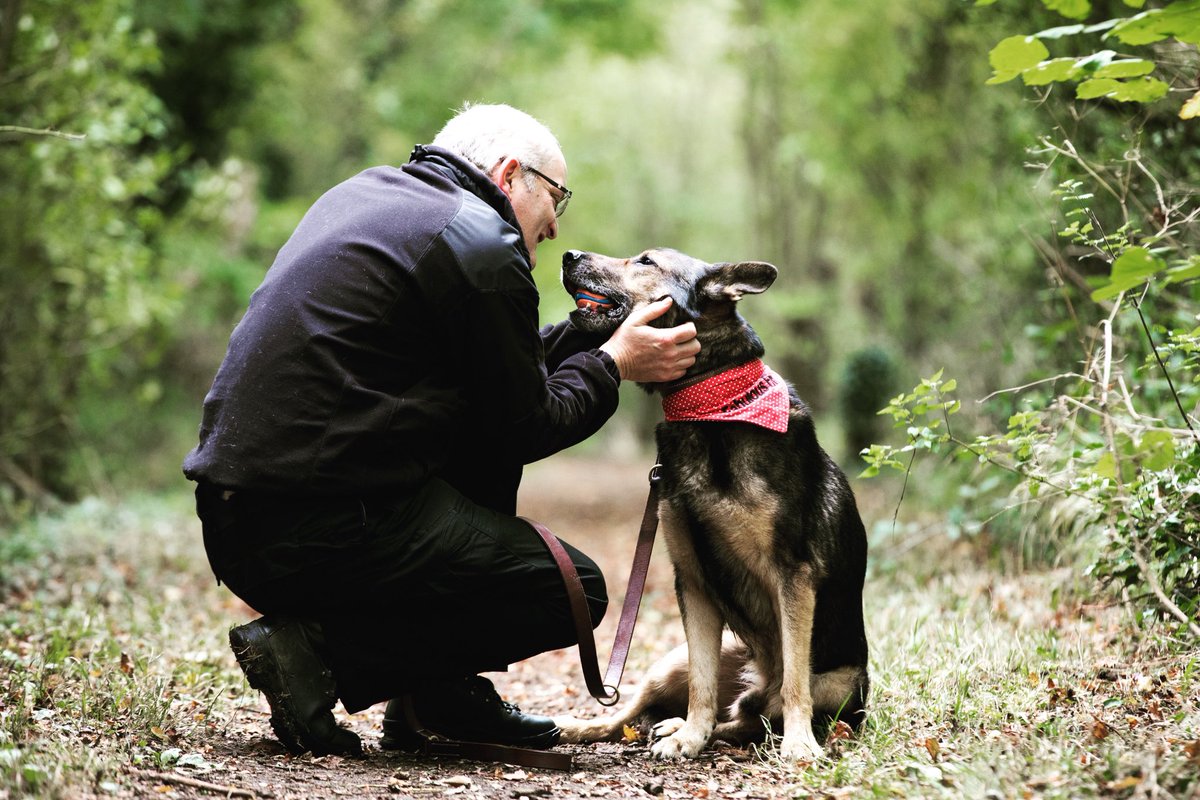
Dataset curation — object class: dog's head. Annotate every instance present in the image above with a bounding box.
[561,248,777,335]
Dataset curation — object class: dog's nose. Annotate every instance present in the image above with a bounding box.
[562,250,585,267]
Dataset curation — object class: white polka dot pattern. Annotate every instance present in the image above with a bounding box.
[661,359,790,433]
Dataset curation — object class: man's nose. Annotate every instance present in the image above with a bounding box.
[563,249,585,267]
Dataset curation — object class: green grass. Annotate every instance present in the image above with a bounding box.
[1,491,1197,798]
[0,493,242,798]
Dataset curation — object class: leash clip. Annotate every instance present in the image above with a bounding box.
[648,463,663,484]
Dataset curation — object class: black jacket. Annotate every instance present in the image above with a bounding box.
[183,146,619,513]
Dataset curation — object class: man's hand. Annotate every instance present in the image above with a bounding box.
[599,298,700,383]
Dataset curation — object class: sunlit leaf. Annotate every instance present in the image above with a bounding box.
[1179,88,1200,118]
[1076,77,1122,99]
[1022,58,1082,85]
[1093,58,1156,78]
[988,35,1051,83]
[1109,3,1200,46]
[1094,452,1117,479]
[1112,76,1170,102]
[1091,246,1166,300]
[1043,0,1092,20]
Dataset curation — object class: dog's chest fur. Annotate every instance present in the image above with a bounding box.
[654,411,810,648]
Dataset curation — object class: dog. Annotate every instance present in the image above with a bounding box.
[553,248,870,762]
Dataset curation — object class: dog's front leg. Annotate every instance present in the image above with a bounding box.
[650,583,723,760]
[779,572,823,762]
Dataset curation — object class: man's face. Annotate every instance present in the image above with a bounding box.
[492,155,566,269]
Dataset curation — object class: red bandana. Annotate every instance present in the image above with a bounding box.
[662,359,790,433]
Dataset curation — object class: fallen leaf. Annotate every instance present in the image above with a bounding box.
[443,776,473,787]
[1106,776,1141,791]
[622,724,641,742]
[502,770,528,781]
[924,738,940,761]
[825,721,854,745]
[1092,719,1110,741]
[1183,740,1200,764]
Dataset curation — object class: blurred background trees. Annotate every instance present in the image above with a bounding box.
[1,0,1196,626]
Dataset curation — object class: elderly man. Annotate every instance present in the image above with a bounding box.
[183,104,699,756]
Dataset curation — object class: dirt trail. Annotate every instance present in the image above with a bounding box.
[157,458,767,800]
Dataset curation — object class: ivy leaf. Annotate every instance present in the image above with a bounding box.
[1093,58,1156,78]
[1179,88,1200,118]
[1094,452,1117,479]
[1091,246,1167,300]
[1043,0,1092,20]
[988,35,1051,83]
[1023,58,1082,85]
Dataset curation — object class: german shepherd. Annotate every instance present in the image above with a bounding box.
[553,248,869,762]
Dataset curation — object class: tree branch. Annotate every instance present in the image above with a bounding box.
[0,124,86,141]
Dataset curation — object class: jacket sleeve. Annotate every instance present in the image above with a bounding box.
[461,289,621,464]
[539,318,611,373]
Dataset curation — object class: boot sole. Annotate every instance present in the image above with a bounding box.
[379,722,562,751]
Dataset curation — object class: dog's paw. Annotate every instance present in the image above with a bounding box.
[650,717,685,740]
[779,730,824,763]
[650,723,709,760]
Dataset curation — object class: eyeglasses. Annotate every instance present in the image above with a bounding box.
[523,164,572,217]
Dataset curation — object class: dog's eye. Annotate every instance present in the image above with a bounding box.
[635,255,656,266]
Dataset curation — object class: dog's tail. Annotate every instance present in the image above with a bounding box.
[552,642,693,743]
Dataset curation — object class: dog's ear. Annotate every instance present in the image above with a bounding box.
[702,261,778,303]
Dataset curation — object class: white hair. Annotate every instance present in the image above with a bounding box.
[432,103,563,191]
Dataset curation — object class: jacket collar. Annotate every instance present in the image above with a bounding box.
[408,144,531,265]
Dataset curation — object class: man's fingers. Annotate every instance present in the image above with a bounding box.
[624,297,674,326]
[665,321,698,344]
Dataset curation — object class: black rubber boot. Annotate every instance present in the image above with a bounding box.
[229,616,363,757]
[380,676,560,750]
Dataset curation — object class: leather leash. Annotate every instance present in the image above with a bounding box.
[521,463,662,707]
[398,465,663,771]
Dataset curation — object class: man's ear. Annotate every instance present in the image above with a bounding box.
[702,261,778,302]
[490,157,521,198]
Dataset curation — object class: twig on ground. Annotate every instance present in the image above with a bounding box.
[126,767,268,799]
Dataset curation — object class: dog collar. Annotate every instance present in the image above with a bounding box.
[662,359,790,433]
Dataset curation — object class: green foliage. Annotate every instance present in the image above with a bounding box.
[984,0,1196,110]
[0,0,177,502]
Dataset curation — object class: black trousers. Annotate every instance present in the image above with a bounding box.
[195,478,608,713]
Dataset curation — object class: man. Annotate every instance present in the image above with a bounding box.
[183,103,699,756]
